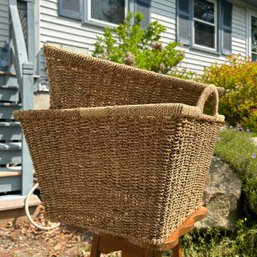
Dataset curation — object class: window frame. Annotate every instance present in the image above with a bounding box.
[192,0,218,51]
[250,16,257,61]
[247,8,257,62]
[84,0,129,27]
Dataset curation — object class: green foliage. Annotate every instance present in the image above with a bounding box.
[201,55,257,131]
[169,68,200,81]
[181,220,257,257]
[181,228,236,257]
[93,12,184,74]
[214,128,257,213]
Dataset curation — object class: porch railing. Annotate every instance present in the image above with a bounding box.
[9,0,34,195]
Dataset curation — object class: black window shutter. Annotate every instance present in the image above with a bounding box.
[177,0,191,45]
[135,0,151,29]
[58,0,82,20]
[221,0,233,55]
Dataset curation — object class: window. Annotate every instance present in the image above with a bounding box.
[88,0,127,26]
[177,0,233,54]
[59,0,151,28]
[193,0,217,50]
[251,16,257,61]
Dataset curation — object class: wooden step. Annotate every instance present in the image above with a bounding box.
[0,194,41,211]
[0,71,16,77]
[0,102,22,119]
[0,167,22,193]
[0,75,18,89]
[0,167,21,177]
[0,194,41,227]
[0,142,22,150]
[0,85,19,102]
[0,121,21,141]
[0,142,22,165]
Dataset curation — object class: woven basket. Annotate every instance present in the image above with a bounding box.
[14,92,224,245]
[44,44,223,109]
[14,45,224,245]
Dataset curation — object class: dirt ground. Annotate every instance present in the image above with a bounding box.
[0,206,121,257]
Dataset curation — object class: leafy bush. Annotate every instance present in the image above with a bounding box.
[201,55,257,131]
[214,127,257,214]
[169,68,200,81]
[93,12,184,74]
[180,220,257,257]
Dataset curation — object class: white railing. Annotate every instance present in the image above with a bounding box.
[9,0,34,195]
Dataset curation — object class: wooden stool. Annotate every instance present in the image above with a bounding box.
[90,207,207,257]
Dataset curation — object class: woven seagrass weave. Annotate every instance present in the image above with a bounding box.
[14,91,224,245]
[44,44,220,109]
[15,45,224,245]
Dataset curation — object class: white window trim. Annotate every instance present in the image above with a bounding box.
[85,0,129,27]
[247,8,257,61]
[192,0,217,51]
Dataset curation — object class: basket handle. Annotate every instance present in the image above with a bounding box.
[196,84,219,116]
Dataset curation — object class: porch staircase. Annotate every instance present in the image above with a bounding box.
[0,71,22,194]
[0,70,40,223]
[0,0,41,225]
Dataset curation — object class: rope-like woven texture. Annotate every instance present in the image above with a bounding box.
[44,44,216,109]
[15,44,225,245]
[14,105,223,245]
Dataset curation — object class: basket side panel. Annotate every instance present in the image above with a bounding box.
[21,115,178,243]
[45,47,204,109]
[160,118,221,240]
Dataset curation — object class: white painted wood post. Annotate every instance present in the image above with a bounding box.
[21,62,33,196]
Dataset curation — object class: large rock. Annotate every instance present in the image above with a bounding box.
[195,156,242,229]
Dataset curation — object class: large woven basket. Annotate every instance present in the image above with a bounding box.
[14,45,224,245]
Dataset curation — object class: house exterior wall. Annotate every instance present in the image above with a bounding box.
[175,1,248,73]
[38,0,252,90]
[232,4,247,56]
[0,1,9,47]
[39,0,178,90]
[38,0,177,90]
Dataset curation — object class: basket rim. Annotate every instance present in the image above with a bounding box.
[14,103,224,122]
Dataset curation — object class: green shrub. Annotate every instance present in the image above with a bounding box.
[93,12,184,74]
[201,55,257,131]
[214,128,257,213]
[169,68,200,81]
[181,228,236,257]
[181,220,257,257]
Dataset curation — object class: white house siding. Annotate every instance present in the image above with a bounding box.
[151,0,226,73]
[175,1,248,74]
[151,0,176,43]
[39,0,104,90]
[39,0,180,90]
[232,5,247,56]
[0,0,9,47]
[40,0,176,50]
[38,0,250,89]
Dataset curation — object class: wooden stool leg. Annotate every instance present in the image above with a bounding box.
[122,251,141,257]
[172,242,183,257]
[90,234,101,257]
[144,248,163,257]
[121,246,163,257]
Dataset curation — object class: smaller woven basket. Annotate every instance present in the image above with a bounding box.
[44,44,223,110]
[14,84,224,245]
